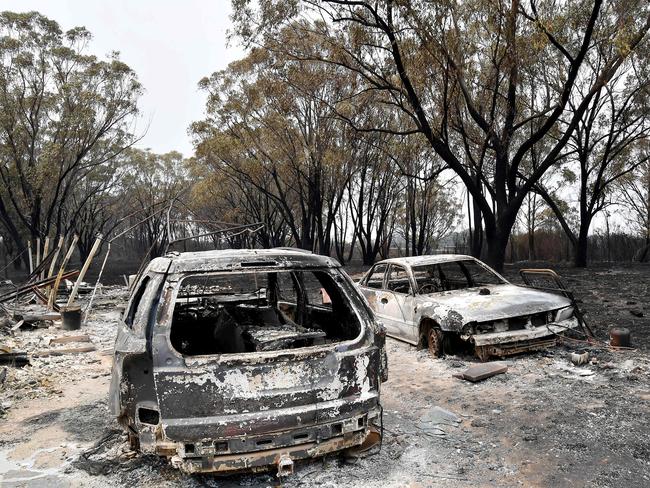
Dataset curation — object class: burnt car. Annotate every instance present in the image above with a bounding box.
[357,255,579,360]
[109,249,386,475]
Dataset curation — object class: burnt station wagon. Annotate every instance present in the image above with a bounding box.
[358,255,579,360]
[109,249,386,475]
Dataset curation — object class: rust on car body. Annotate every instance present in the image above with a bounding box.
[109,249,386,475]
[357,254,579,359]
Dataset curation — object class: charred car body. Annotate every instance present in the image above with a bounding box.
[358,255,579,360]
[109,249,386,475]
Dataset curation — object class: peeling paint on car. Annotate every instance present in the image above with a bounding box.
[358,254,579,359]
[109,248,386,475]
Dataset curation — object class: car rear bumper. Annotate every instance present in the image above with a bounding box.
[165,407,380,474]
[158,393,379,441]
[469,317,579,347]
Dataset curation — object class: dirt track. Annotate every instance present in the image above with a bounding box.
[1,263,649,487]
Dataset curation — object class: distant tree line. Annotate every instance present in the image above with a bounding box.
[189,43,460,264]
[0,12,195,268]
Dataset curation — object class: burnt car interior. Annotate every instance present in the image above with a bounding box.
[170,269,361,355]
[412,260,504,294]
[386,266,412,294]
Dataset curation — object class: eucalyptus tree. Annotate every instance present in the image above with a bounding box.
[67,151,125,261]
[537,48,650,266]
[0,11,141,262]
[188,157,290,249]
[119,149,189,258]
[192,40,357,254]
[618,159,650,261]
[231,0,650,270]
[345,130,401,265]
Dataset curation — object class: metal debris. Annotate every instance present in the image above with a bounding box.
[570,351,590,365]
[610,327,631,347]
[417,406,462,435]
[0,350,29,367]
[35,346,96,357]
[50,335,92,345]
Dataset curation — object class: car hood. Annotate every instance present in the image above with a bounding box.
[420,284,572,324]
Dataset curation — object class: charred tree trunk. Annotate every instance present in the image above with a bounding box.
[471,198,483,258]
[574,227,590,268]
[484,209,516,272]
[485,232,509,272]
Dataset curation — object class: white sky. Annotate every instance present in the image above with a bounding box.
[3,0,245,157]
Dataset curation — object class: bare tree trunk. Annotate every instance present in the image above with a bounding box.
[574,228,589,268]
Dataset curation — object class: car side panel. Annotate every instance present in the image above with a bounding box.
[380,291,418,343]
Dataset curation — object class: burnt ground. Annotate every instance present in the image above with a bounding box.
[503,262,650,352]
[0,263,649,487]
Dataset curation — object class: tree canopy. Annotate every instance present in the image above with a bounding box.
[0,11,141,262]
[229,0,650,269]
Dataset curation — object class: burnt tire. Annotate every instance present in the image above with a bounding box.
[427,327,444,358]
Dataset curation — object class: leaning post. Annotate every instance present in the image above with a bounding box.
[66,234,103,307]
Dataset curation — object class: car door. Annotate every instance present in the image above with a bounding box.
[358,264,396,332]
[381,265,418,343]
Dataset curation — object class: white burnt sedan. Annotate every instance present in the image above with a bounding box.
[357,255,579,360]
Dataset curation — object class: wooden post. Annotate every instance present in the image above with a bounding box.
[66,234,102,307]
[48,235,78,310]
[28,241,33,274]
[47,236,65,279]
[84,242,111,321]
[44,236,64,294]
[35,237,41,268]
[41,237,50,279]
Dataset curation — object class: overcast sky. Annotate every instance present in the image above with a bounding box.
[3,0,245,157]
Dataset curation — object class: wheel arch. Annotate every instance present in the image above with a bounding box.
[418,317,440,349]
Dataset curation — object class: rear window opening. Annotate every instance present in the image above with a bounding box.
[170,269,362,356]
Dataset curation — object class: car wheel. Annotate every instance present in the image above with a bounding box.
[427,327,444,357]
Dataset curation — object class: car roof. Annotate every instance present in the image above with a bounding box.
[146,248,341,274]
[374,254,477,267]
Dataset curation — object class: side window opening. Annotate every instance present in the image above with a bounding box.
[170,269,362,356]
[364,264,387,289]
[125,277,150,328]
[386,265,411,294]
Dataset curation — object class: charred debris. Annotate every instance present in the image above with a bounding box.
[1,239,637,479]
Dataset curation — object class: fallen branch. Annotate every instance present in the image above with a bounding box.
[35,345,96,357]
[0,271,79,304]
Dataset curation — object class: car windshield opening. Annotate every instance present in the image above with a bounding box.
[170,269,362,355]
[412,260,504,293]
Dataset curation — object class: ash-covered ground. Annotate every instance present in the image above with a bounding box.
[0,263,649,487]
